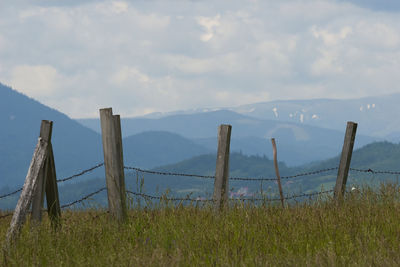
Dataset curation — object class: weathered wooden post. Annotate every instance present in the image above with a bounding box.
[334,121,358,199]
[100,108,127,222]
[45,142,61,228]
[5,137,49,247]
[31,120,61,227]
[31,121,52,222]
[271,138,284,208]
[213,124,232,211]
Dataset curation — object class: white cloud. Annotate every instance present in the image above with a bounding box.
[110,67,151,85]
[7,65,61,97]
[0,0,400,118]
[312,26,353,46]
[197,14,221,42]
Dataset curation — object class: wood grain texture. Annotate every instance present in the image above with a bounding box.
[213,124,232,211]
[45,144,61,228]
[100,108,127,222]
[271,138,284,208]
[5,137,48,247]
[31,120,53,222]
[334,122,358,199]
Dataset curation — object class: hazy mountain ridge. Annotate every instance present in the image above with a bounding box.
[0,83,212,189]
[1,140,395,210]
[132,94,400,140]
[78,110,378,166]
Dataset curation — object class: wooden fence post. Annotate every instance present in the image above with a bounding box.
[5,137,49,247]
[45,144,61,228]
[213,124,232,211]
[271,138,284,208]
[31,120,53,223]
[334,121,358,199]
[100,108,127,222]
[30,120,61,228]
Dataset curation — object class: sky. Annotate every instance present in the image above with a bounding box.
[0,0,400,118]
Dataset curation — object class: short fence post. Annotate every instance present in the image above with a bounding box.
[213,124,232,211]
[100,108,127,222]
[271,138,284,208]
[334,121,358,200]
[5,137,49,247]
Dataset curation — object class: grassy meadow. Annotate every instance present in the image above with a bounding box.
[1,184,400,266]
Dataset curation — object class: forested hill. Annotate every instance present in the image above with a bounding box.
[0,83,104,188]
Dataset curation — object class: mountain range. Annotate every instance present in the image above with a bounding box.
[115,94,400,141]
[1,81,400,209]
[78,110,377,166]
[0,83,211,189]
[1,140,396,210]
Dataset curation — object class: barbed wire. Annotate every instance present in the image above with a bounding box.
[124,166,215,179]
[60,187,107,209]
[126,189,334,203]
[57,162,104,183]
[126,190,213,202]
[350,168,400,175]
[0,188,22,200]
[125,165,339,181]
[280,168,339,180]
[0,163,104,201]
[230,167,338,181]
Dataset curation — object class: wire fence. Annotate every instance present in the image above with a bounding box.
[2,162,400,221]
[0,162,104,200]
[124,165,339,181]
[126,189,335,203]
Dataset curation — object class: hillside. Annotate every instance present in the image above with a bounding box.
[84,141,400,203]
[125,93,400,141]
[77,110,377,166]
[2,141,400,209]
[0,83,212,191]
[0,83,104,189]
[230,95,400,140]
[123,131,211,169]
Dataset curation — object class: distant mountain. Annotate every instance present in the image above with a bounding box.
[78,110,378,166]
[2,141,399,209]
[228,95,400,140]
[163,94,400,141]
[123,131,211,169]
[134,141,400,197]
[100,93,400,140]
[0,83,104,189]
[0,83,212,191]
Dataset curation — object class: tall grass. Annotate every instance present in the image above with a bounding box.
[1,183,400,266]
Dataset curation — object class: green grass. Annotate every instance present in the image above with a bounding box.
[1,184,400,266]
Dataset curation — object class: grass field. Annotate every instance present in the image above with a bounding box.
[1,184,400,266]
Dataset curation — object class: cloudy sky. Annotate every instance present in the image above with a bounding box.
[0,0,400,118]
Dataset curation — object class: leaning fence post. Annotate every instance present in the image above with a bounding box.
[5,137,49,248]
[100,108,127,222]
[213,124,232,211]
[31,120,53,223]
[30,120,61,228]
[271,138,284,208]
[334,121,358,200]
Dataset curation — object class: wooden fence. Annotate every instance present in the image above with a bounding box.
[3,107,358,247]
